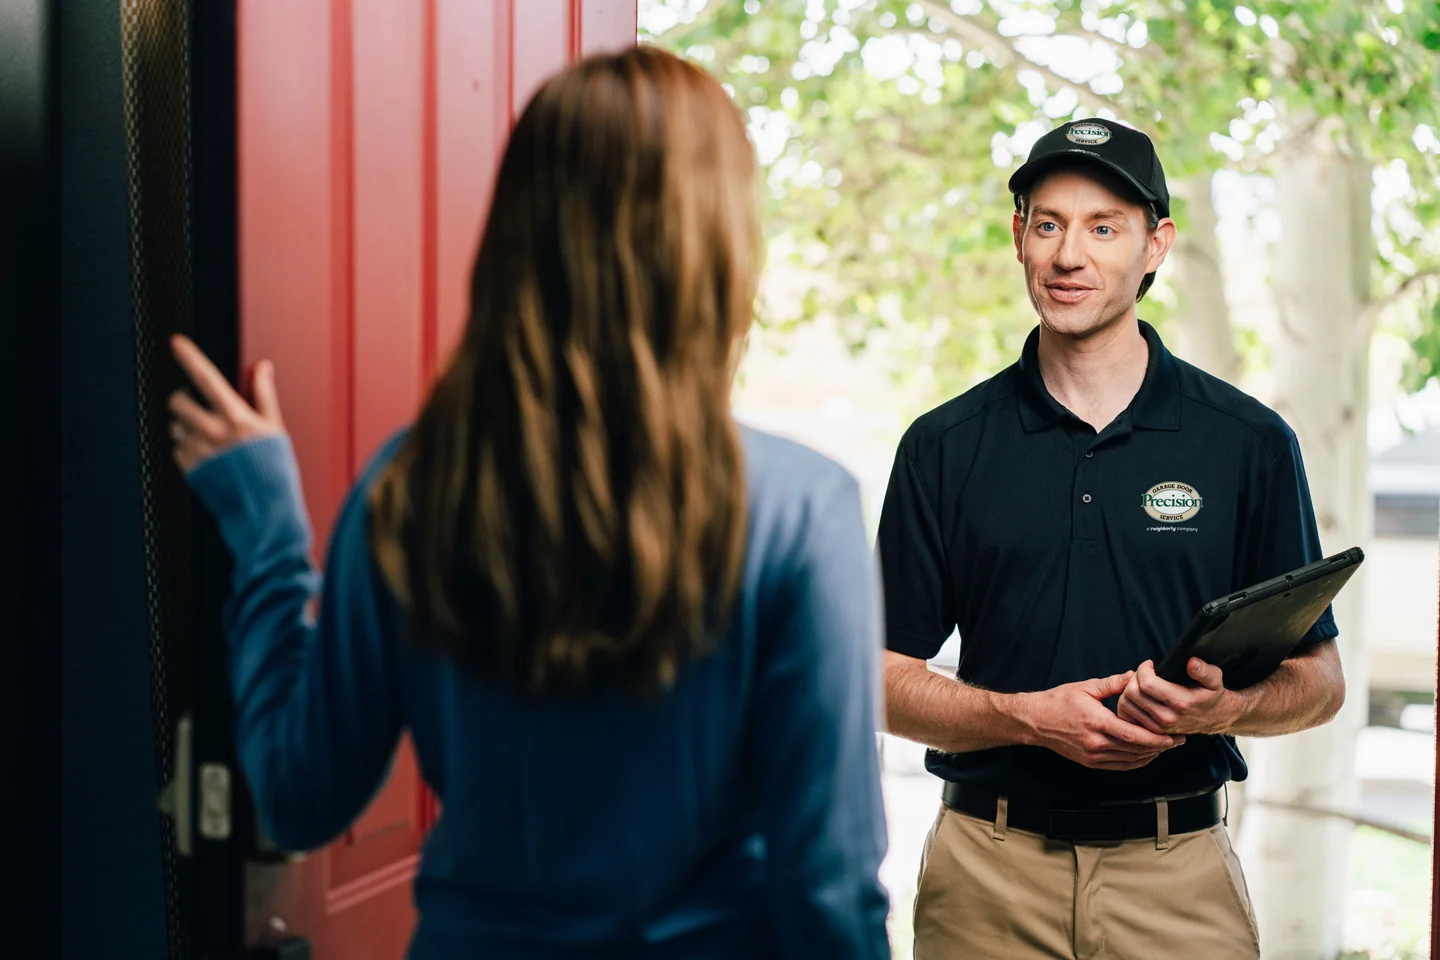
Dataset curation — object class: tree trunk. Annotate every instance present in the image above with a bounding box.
[1168,172,1248,836]
[1170,173,1241,383]
[1235,119,1371,960]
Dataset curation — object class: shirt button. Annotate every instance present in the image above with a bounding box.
[1082,493,1093,504]
[1085,451,1094,458]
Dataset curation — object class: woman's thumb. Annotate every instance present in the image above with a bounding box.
[253,360,283,423]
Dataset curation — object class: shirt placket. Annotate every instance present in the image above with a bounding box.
[1046,416,1127,687]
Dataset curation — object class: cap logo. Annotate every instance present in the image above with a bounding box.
[1066,122,1112,145]
[1142,481,1203,522]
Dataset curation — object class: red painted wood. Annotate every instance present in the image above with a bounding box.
[513,0,573,119]
[238,0,339,553]
[581,0,638,56]
[352,0,423,461]
[237,1,636,955]
[433,0,510,364]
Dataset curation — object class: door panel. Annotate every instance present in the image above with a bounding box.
[513,0,576,117]
[433,0,511,365]
[582,1,641,55]
[352,0,425,462]
[236,1,636,955]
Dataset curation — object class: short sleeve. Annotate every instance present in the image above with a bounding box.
[875,440,954,659]
[1240,433,1339,648]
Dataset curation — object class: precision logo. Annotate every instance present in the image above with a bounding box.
[1066,122,1112,145]
[1142,481,1203,522]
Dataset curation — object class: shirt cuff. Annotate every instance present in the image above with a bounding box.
[884,630,947,661]
[186,433,314,561]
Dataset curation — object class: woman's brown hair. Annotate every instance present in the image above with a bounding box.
[369,46,759,698]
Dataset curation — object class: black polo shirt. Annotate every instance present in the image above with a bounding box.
[877,321,1338,803]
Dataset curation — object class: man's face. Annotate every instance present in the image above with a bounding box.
[1012,169,1175,340]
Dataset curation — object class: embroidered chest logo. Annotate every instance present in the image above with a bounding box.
[1142,481,1203,522]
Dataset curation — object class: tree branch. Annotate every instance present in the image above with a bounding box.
[916,0,1123,115]
[1377,266,1440,311]
[1360,266,1440,328]
[1005,23,1164,64]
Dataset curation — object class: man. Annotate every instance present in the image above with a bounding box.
[877,118,1347,959]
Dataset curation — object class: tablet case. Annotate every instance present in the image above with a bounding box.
[1156,547,1364,689]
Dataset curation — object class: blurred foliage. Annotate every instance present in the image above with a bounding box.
[642,0,1440,404]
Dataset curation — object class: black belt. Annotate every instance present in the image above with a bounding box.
[942,780,1224,842]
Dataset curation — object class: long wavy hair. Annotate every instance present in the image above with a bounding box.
[369,46,758,698]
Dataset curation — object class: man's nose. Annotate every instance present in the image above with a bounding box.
[1054,228,1087,271]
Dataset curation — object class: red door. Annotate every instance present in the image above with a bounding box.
[235,2,636,955]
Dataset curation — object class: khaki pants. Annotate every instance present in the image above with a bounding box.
[913,802,1260,960]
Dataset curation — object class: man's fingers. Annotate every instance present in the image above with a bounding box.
[1120,687,1178,731]
[1084,671,1134,700]
[172,335,249,420]
[1187,657,1224,690]
[1087,754,1161,771]
[1135,659,1190,710]
[1117,695,1166,733]
[168,391,228,442]
[1094,708,1174,750]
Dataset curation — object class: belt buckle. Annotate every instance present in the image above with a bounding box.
[1047,807,1124,842]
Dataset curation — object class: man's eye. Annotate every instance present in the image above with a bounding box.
[1038,222,1057,232]
[1095,225,1113,236]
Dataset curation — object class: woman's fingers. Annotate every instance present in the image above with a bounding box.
[172,433,218,475]
[171,334,249,421]
[168,391,229,443]
[166,336,286,474]
[251,360,284,426]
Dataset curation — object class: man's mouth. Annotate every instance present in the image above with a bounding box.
[1045,283,1095,304]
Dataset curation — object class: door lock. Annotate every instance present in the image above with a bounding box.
[158,713,232,851]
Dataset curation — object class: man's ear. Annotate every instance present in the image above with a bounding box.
[1146,217,1177,273]
[1013,211,1025,264]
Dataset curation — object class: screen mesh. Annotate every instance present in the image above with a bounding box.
[120,1,198,955]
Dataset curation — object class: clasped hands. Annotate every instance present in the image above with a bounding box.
[1025,658,1244,771]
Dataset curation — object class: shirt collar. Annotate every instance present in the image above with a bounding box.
[1016,319,1180,434]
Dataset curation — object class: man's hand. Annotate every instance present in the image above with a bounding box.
[1020,672,1185,771]
[1117,658,1244,736]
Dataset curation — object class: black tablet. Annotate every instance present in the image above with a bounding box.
[1155,547,1364,689]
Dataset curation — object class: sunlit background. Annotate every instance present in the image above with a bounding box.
[641,1,1440,957]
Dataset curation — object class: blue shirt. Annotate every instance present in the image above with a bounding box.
[187,425,890,959]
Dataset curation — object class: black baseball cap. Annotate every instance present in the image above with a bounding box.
[1008,118,1170,219]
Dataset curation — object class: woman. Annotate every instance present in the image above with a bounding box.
[169,46,889,958]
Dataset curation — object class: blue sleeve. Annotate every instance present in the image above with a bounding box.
[187,434,404,851]
[749,471,891,959]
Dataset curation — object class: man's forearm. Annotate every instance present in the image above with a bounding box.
[1224,640,1345,737]
[883,653,1033,753]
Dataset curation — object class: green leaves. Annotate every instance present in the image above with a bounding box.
[1402,300,1440,394]
[643,0,1440,397]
